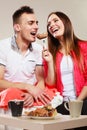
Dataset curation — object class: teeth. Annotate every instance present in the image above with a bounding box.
[53,30,58,37]
[53,29,58,32]
[31,32,36,35]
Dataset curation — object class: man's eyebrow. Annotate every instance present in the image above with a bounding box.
[28,20,38,24]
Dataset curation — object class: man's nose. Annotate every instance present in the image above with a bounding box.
[34,23,39,29]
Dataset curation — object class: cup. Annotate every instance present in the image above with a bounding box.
[64,100,83,117]
[8,99,24,117]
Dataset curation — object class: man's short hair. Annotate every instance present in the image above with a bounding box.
[12,6,34,24]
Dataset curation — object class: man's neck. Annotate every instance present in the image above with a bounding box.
[16,37,31,53]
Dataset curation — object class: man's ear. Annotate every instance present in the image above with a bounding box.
[13,24,21,32]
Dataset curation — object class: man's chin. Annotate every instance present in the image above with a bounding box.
[31,38,36,42]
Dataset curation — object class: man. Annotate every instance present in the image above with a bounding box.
[0,6,50,130]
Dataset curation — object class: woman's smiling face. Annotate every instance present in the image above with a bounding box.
[47,14,64,38]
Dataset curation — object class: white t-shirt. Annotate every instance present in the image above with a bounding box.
[60,55,76,101]
[0,36,43,85]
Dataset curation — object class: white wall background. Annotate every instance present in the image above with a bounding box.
[0,0,87,43]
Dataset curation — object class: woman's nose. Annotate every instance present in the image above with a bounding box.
[49,22,55,29]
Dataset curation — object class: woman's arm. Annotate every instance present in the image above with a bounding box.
[77,86,87,100]
[42,47,56,86]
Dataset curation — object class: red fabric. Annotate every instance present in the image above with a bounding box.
[44,40,87,97]
[0,87,57,110]
[0,88,24,110]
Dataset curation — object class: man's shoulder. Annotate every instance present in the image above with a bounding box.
[0,37,12,52]
[0,37,12,45]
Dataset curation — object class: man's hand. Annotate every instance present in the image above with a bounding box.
[31,86,51,105]
[27,86,51,105]
[21,93,34,108]
[34,89,52,105]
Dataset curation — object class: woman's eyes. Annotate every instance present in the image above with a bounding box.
[47,19,59,28]
[48,19,58,25]
[54,19,58,22]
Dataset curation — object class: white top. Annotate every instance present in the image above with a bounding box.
[60,55,76,101]
[0,36,43,85]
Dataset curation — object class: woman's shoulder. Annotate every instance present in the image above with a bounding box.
[78,40,87,48]
[78,40,87,54]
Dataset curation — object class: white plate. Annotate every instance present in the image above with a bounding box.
[23,113,62,120]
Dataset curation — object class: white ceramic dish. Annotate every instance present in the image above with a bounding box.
[23,113,62,120]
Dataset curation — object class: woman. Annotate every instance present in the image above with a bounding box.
[42,11,87,117]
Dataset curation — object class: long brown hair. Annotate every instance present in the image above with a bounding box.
[47,11,83,70]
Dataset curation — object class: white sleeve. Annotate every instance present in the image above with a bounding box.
[0,44,7,66]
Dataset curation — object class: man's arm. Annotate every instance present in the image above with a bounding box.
[0,65,41,98]
[0,65,33,90]
[0,65,51,105]
[0,65,35,107]
[31,65,51,105]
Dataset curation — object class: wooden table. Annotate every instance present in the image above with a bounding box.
[0,114,87,130]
